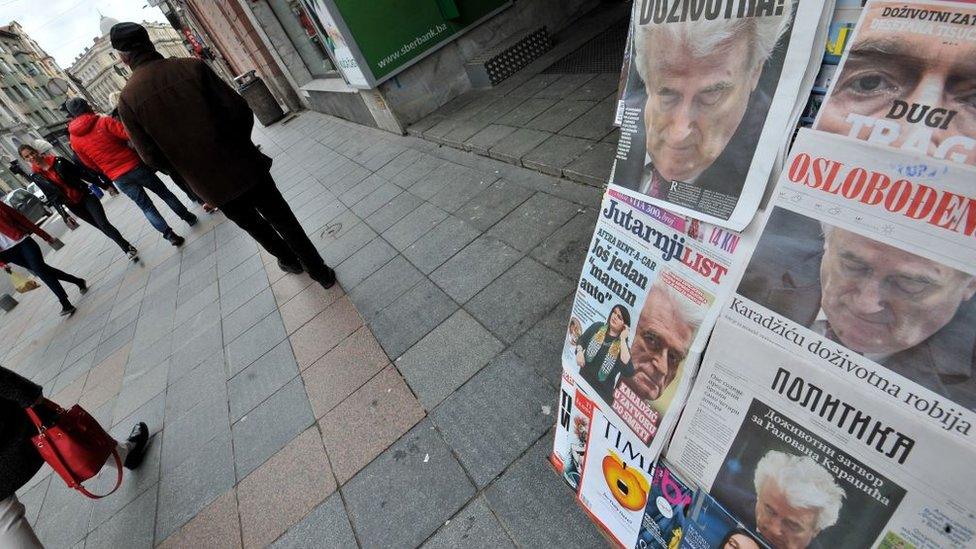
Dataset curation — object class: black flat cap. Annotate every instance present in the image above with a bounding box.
[65,97,92,117]
[110,22,153,52]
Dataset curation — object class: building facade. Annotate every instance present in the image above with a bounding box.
[153,0,600,133]
[69,17,192,112]
[0,21,82,190]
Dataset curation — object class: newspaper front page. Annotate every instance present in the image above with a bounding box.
[667,321,976,549]
[813,0,976,166]
[550,188,757,546]
[610,0,829,230]
[661,129,976,548]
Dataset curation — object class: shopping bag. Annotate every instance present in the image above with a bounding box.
[64,216,79,230]
[9,270,39,293]
[25,399,122,499]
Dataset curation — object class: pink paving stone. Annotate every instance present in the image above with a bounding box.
[78,343,129,410]
[51,372,87,407]
[301,326,390,419]
[289,296,363,368]
[158,489,242,549]
[279,281,345,334]
[318,365,426,484]
[270,271,315,305]
[236,427,337,549]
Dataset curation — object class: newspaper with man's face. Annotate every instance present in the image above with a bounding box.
[814,0,976,166]
[664,126,976,549]
[610,0,830,230]
[549,188,757,547]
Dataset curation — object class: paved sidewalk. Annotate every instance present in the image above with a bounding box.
[3,110,607,548]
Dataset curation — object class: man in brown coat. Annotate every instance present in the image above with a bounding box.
[111,22,335,288]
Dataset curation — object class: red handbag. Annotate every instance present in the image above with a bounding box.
[25,399,123,499]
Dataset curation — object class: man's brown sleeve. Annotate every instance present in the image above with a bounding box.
[118,98,168,172]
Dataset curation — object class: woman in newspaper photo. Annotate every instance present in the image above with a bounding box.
[575,304,635,405]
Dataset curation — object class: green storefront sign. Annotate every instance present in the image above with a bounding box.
[308,0,512,88]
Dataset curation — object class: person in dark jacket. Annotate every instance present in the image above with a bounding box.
[66,97,195,247]
[0,365,150,548]
[112,22,335,288]
[16,145,138,261]
[0,201,86,316]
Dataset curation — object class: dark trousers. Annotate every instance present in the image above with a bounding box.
[0,238,83,307]
[114,165,195,234]
[168,171,203,204]
[220,174,327,274]
[65,194,131,252]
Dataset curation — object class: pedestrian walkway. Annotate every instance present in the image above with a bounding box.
[2,110,608,548]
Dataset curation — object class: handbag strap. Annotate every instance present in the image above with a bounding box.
[27,401,124,500]
[74,449,123,500]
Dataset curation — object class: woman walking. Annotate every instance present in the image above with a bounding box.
[0,365,149,548]
[16,145,138,261]
[0,201,86,316]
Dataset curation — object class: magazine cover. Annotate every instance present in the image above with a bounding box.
[551,371,598,492]
[578,408,657,547]
[813,0,976,166]
[635,459,695,549]
[679,489,769,549]
[799,0,866,126]
[610,0,830,229]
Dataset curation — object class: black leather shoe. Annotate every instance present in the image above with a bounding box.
[278,259,304,275]
[59,304,76,316]
[77,280,88,294]
[163,229,185,247]
[123,422,150,470]
[311,266,336,289]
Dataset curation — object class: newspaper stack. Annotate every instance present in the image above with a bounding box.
[549,0,976,547]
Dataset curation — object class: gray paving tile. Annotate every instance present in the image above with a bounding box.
[169,322,223,384]
[484,432,606,547]
[339,173,388,207]
[155,433,236,543]
[439,119,491,147]
[370,279,458,359]
[388,153,445,189]
[497,98,557,126]
[506,74,561,98]
[348,255,423,321]
[375,148,423,181]
[567,72,620,101]
[488,128,551,165]
[466,257,573,344]
[454,179,534,232]
[403,215,481,274]
[342,419,474,549]
[173,281,218,326]
[334,237,397,290]
[85,484,157,549]
[383,203,447,251]
[364,190,424,233]
[269,493,357,549]
[486,192,580,252]
[414,163,496,213]
[34,463,93,548]
[114,358,169,422]
[525,99,597,133]
[228,340,299,422]
[529,209,597,279]
[430,235,522,304]
[218,264,270,314]
[225,310,288,378]
[421,496,515,549]
[92,320,137,365]
[534,73,598,99]
[161,393,231,473]
[165,352,227,419]
[560,99,616,140]
[170,299,220,352]
[397,310,503,409]
[522,134,594,177]
[432,350,552,487]
[563,142,616,186]
[317,221,377,266]
[464,124,518,155]
[350,181,401,218]
[511,294,574,388]
[221,287,278,343]
[231,376,314,480]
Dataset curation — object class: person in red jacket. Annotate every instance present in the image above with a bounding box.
[66,97,196,247]
[0,201,86,316]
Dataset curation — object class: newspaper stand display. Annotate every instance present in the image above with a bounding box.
[550,1,976,547]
